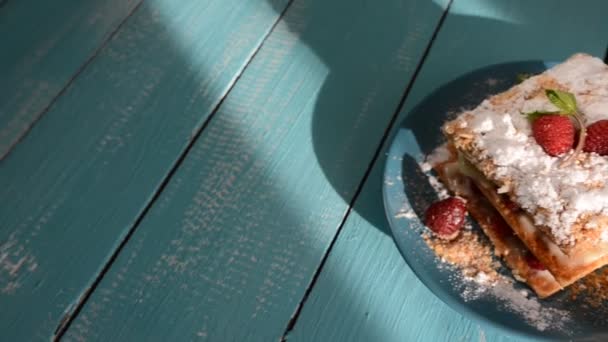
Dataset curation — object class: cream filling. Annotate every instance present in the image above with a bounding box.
[439,158,561,296]
[459,153,608,271]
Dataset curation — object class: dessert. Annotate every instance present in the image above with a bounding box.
[425,53,608,298]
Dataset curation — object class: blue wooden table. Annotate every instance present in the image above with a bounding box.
[2,0,608,340]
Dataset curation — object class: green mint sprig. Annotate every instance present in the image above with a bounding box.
[546,89,578,114]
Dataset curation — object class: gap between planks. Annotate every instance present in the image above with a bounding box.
[279,0,454,339]
[0,0,145,161]
[44,1,145,333]
[53,0,298,339]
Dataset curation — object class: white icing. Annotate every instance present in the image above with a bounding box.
[460,54,608,245]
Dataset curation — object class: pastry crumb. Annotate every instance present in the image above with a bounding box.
[423,230,500,282]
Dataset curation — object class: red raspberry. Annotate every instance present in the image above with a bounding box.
[532,115,575,156]
[424,197,467,240]
[525,253,546,271]
[583,119,608,156]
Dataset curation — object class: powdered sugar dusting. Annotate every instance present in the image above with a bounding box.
[426,228,571,332]
[421,143,451,172]
[419,146,572,333]
[427,174,449,200]
[461,275,571,331]
[395,209,417,219]
[601,230,608,242]
[452,54,608,246]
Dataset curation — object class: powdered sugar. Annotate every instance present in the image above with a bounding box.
[454,255,572,331]
[427,174,449,200]
[474,277,570,332]
[395,209,417,219]
[434,238,572,332]
[422,143,451,171]
[420,148,572,333]
[601,230,608,242]
[454,54,608,245]
[420,144,452,200]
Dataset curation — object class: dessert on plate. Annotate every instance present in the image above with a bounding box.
[424,53,608,298]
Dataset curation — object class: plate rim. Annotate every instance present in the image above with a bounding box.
[380,60,577,341]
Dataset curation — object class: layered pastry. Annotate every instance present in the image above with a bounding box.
[427,53,608,298]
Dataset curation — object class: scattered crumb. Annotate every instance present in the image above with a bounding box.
[485,78,499,86]
[416,146,572,332]
[570,267,608,308]
[425,229,571,331]
[424,230,499,281]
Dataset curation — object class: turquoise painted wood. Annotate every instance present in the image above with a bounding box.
[63,0,449,340]
[0,0,292,339]
[0,0,141,159]
[287,0,608,341]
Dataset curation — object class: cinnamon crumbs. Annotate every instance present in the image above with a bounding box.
[423,230,500,282]
[570,267,608,308]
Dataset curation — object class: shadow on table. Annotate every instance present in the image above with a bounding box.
[50,0,608,341]
[283,0,606,234]
[265,0,608,340]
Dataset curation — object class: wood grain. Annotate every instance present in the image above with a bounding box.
[0,0,142,159]
[63,0,449,340]
[0,0,291,339]
[287,0,608,341]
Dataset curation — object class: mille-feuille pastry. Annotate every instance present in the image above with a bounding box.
[435,53,608,296]
[431,145,562,298]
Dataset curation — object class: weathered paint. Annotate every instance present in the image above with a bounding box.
[287,0,608,341]
[0,0,141,159]
[64,0,448,340]
[0,0,291,339]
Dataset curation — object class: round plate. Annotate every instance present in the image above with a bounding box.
[383,61,608,341]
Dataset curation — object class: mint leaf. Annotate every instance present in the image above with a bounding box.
[522,110,560,121]
[546,89,577,114]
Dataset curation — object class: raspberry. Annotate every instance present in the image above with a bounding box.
[532,115,575,156]
[424,197,467,240]
[525,253,546,271]
[583,119,608,156]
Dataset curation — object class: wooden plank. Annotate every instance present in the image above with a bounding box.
[292,165,518,341]
[62,0,450,340]
[286,0,608,341]
[0,0,142,159]
[0,0,292,340]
